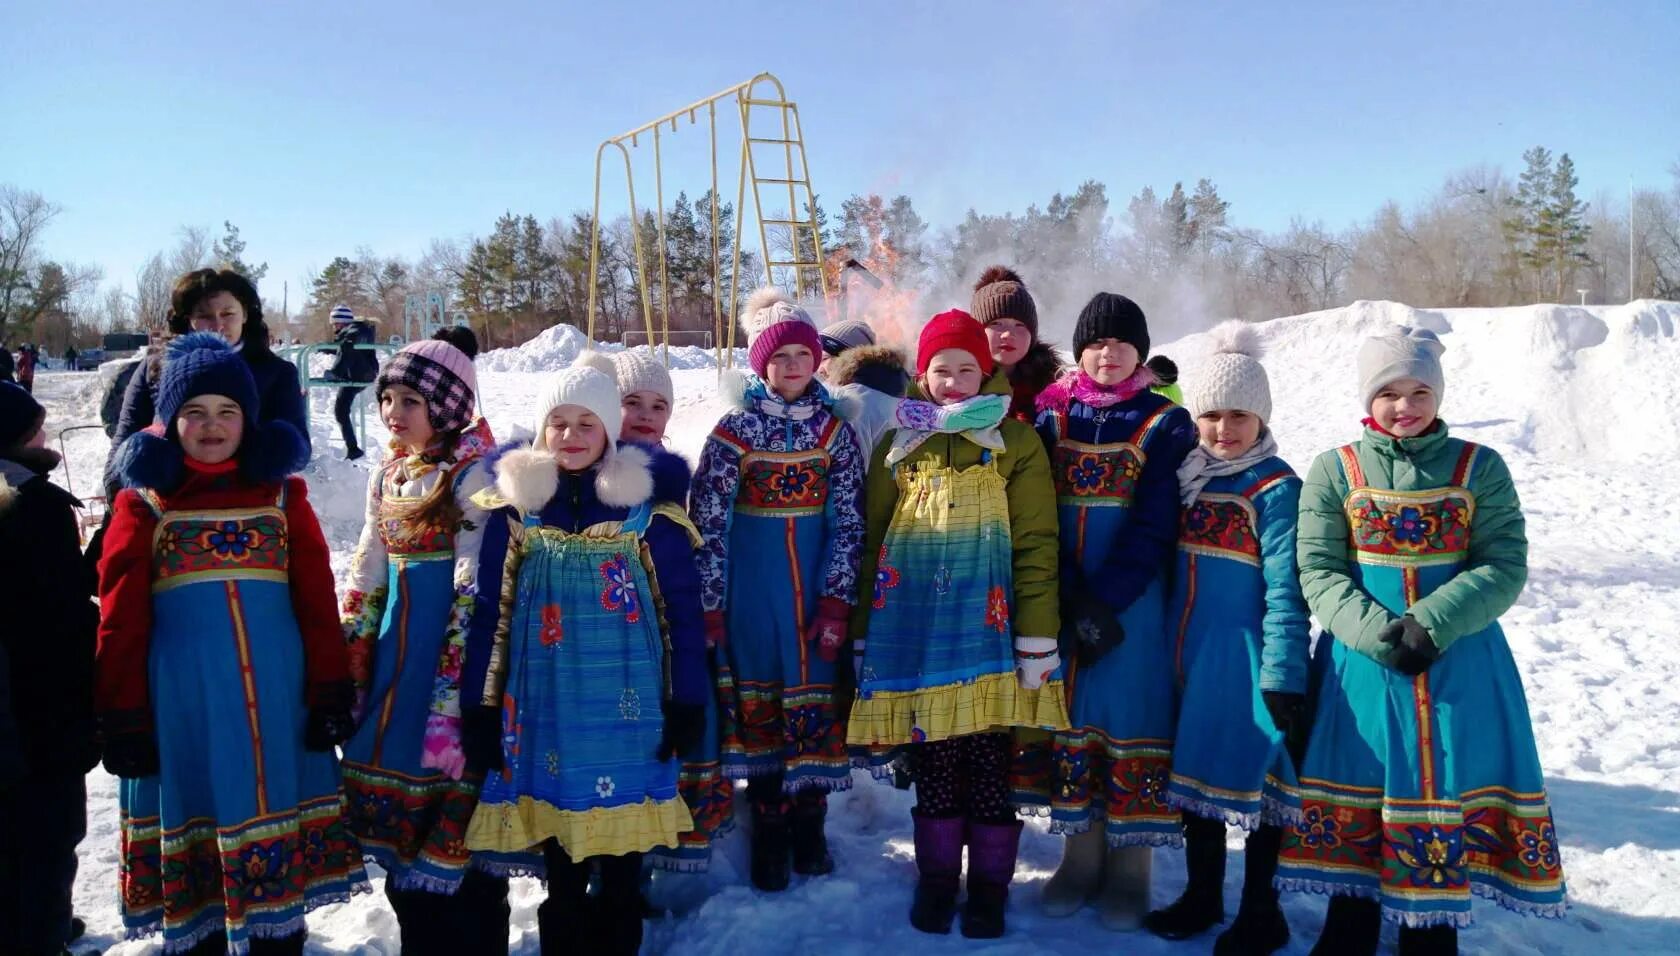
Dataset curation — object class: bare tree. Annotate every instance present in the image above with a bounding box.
[0,185,63,339]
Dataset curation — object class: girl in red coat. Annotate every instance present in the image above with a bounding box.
[97,333,367,955]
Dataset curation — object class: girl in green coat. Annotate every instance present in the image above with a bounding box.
[1277,328,1565,956]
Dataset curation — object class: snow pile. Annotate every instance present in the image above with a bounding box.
[478,323,743,373]
[35,299,1680,955]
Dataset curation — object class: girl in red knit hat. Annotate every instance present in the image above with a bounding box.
[847,309,1069,939]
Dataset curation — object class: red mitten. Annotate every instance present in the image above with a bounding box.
[805,597,850,663]
[705,610,727,650]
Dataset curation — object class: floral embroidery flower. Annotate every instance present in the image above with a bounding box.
[1296,805,1342,849]
[873,547,901,610]
[599,555,642,623]
[771,463,813,499]
[1394,824,1466,889]
[208,520,255,557]
[1069,453,1111,492]
[985,585,1009,632]
[596,776,616,798]
[1519,824,1559,870]
[540,603,564,647]
[909,726,927,743]
[235,841,291,901]
[784,704,833,756]
[1389,506,1429,545]
[619,688,642,721]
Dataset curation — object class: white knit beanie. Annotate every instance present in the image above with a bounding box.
[533,365,623,453]
[1357,327,1445,411]
[1185,320,1272,423]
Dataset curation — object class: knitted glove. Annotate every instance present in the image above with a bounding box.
[304,682,357,752]
[657,702,706,762]
[704,610,727,650]
[804,597,850,664]
[1262,691,1310,764]
[100,710,160,779]
[462,705,504,775]
[1378,615,1439,676]
[1063,591,1125,668]
[1014,636,1060,690]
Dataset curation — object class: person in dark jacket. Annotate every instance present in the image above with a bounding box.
[0,346,13,384]
[104,268,308,497]
[15,345,37,393]
[0,380,99,956]
[325,304,378,459]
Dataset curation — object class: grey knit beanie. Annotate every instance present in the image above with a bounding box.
[1357,327,1445,411]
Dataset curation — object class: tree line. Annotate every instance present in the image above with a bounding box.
[4,146,1678,354]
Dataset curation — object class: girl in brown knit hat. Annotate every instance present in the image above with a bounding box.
[969,266,1065,421]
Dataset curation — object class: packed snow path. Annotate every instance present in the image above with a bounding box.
[42,299,1680,954]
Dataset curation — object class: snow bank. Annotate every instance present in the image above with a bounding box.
[478,323,743,373]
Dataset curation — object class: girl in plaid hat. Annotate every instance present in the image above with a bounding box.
[336,327,510,952]
[689,287,866,892]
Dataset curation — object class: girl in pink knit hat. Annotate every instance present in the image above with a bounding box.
[337,327,510,951]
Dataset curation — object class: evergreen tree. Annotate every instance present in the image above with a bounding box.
[213,221,267,282]
[1502,146,1553,296]
[1547,153,1592,299]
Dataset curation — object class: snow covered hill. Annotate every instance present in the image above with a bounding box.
[39,299,1680,954]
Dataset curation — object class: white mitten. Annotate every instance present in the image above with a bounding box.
[1014,635,1060,690]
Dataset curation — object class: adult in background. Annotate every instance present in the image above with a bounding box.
[0,345,13,384]
[325,304,378,459]
[105,268,308,497]
[15,345,36,394]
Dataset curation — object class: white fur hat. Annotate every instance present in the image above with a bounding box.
[533,363,623,452]
[1357,327,1445,411]
[1185,320,1272,423]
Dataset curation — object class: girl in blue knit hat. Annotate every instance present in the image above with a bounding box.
[96,333,367,956]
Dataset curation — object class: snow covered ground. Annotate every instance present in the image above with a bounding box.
[36,298,1680,954]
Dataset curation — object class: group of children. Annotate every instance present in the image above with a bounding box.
[0,261,1569,956]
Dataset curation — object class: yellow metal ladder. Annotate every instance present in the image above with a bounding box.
[738,83,826,303]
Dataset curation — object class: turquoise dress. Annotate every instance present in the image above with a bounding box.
[1166,458,1308,830]
[1277,435,1567,927]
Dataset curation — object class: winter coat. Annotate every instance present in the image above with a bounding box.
[0,348,12,383]
[851,368,1061,641]
[105,342,309,496]
[689,374,866,614]
[94,460,348,724]
[824,344,910,459]
[0,458,99,775]
[327,321,378,384]
[1035,387,1197,615]
[1297,423,1526,663]
[101,359,142,438]
[1007,341,1064,422]
[462,442,709,710]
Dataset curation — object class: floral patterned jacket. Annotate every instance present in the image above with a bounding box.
[689,372,866,613]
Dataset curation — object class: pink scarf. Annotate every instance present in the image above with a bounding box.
[1035,365,1158,414]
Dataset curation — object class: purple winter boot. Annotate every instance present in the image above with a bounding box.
[962,819,1023,939]
[909,810,965,934]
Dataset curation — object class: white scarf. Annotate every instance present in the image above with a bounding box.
[1176,430,1280,508]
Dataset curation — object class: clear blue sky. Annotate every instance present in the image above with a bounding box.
[4,0,1675,309]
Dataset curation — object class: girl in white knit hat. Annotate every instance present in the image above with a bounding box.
[1144,320,1310,955]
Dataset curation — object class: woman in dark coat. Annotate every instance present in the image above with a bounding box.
[105,268,308,496]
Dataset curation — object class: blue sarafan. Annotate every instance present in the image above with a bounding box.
[1166,458,1309,831]
[1277,426,1567,928]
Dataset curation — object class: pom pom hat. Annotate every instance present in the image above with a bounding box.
[156,332,260,438]
[969,265,1039,336]
[376,338,480,433]
[1184,321,1273,423]
[742,287,823,378]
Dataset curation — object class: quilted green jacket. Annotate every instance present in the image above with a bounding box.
[1297,423,1527,663]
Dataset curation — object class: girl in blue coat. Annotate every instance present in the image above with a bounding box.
[689,288,865,891]
[1017,292,1197,930]
[1144,322,1310,955]
[459,364,707,955]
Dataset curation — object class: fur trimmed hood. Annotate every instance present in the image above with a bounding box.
[115,418,309,494]
[490,440,657,515]
[824,344,911,398]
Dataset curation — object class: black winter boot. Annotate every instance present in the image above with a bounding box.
[1307,895,1381,956]
[1213,824,1290,955]
[1145,812,1228,939]
[750,798,793,892]
[1399,924,1459,956]
[908,810,964,934]
[790,792,834,876]
[247,934,306,956]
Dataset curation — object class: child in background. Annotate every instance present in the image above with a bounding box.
[689,288,865,892]
[339,328,509,953]
[1019,292,1197,930]
[970,266,1063,421]
[1278,328,1565,956]
[0,381,99,956]
[847,309,1066,939]
[458,364,707,954]
[1145,322,1309,955]
[1146,354,1184,405]
[97,333,366,955]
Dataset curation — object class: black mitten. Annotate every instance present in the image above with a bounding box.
[1378,615,1439,676]
[1063,592,1126,668]
[657,702,706,762]
[1262,690,1310,764]
[463,705,505,775]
